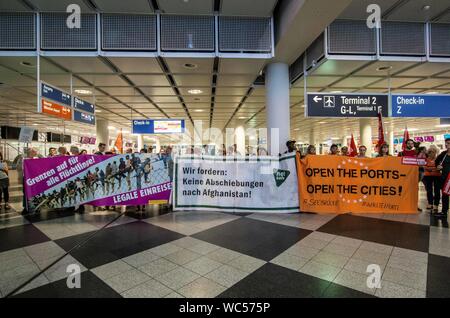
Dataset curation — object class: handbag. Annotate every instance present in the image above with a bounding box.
[441,154,450,195]
[443,174,450,196]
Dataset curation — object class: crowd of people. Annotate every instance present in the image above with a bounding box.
[0,137,449,218]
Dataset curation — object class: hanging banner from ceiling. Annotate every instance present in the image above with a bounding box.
[173,155,299,213]
[306,93,389,117]
[23,154,172,211]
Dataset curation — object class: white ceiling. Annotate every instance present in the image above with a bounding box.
[2,56,450,145]
[0,55,269,142]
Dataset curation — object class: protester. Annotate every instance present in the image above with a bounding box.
[0,152,11,211]
[284,140,297,154]
[436,138,450,217]
[357,145,368,158]
[257,147,268,156]
[329,144,339,155]
[423,146,441,213]
[306,145,316,156]
[95,143,107,155]
[140,148,147,154]
[80,149,87,155]
[398,139,417,157]
[227,144,241,156]
[48,147,57,157]
[377,143,390,157]
[341,146,349,156]
[57,146,68,156]
[19,148,41,215]
[166,146,174,182]
[70,146,80,156]
[417,146,427,182]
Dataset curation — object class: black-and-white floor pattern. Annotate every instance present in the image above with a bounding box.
[0,201,448,298]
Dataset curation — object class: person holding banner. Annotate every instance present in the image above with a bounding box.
[376,143,391,157]
[340,146,349,156]
[95,143,107,155]
[436,138,450,217]
[329,144,339,155]
[357,145,368,158]
[398,139,417,158]
[48,147,57,157]
[305,145,316,157]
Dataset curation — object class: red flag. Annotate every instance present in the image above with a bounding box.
[114,129,123,154]
[402,127,410,152]
[349,134,358,157]
[376,111,385,151]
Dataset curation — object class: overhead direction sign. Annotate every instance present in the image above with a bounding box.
[392,94,450,117]
[307,93,389,117]
[74,110,96,125]
[39,81,97,125]
[132,119,185,134]
[41,99,72,120]
[41,82,71,107]
[73,97,95,114]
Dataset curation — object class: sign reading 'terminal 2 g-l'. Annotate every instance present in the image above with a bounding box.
[173,155,299,213]
[296,154,418,214]
[307,93,389,117]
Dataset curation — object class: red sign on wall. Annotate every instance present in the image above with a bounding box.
[41,99,72,120]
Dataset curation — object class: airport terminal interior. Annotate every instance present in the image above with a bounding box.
[0,0,450,300]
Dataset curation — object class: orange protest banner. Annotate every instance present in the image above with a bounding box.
[296,154,418,214]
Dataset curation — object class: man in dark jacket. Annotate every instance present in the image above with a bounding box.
[436,138,450,217]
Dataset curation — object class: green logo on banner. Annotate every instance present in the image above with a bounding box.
[273,169,290,187]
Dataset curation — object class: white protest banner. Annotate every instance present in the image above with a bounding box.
[173,155,299,213]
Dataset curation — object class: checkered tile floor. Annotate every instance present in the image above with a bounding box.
[0,187,449,298]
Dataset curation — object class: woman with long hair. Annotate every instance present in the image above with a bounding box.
[376,143,390,157]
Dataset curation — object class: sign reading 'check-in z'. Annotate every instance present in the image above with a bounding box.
[307,93,389,117]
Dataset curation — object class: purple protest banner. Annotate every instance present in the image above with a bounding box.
[24,154,172,210]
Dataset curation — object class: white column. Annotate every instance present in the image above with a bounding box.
[309,130,315,146]
[155,138,161,153]
[359,118,373,157]
[266,63,290,155]
[235,124,246,156]
[389,129,395,155]
[96,118,109,147]
[137,135,144,151]
[342,136,348,147]
[309,129,318,153]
